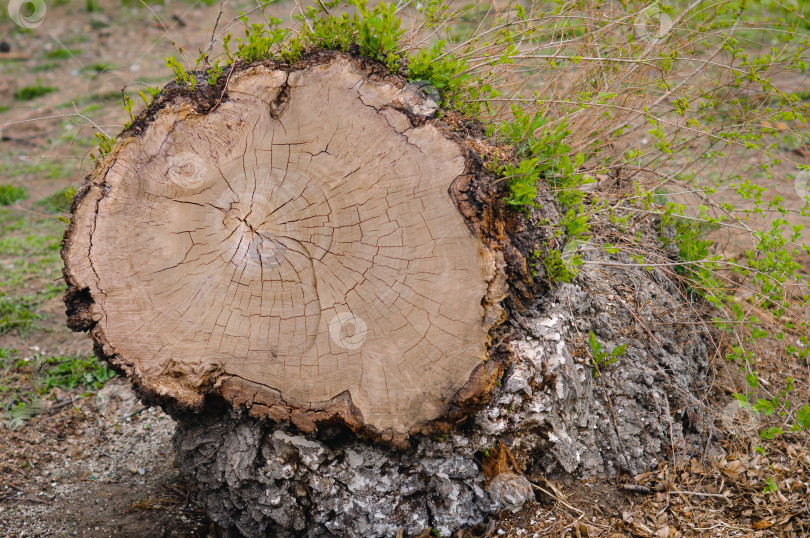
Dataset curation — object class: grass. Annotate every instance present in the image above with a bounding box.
[0,208,66,335]
[13,84,56,101]
[0,230,61,257]
[85,63,118,73]
[0,351,117,394]
[1,348,117,429]
[32,62,61,73]
[0,159,73,181]
[36,354,116,392]
[0,296,41,335]
[0,185,27,206]
[44,48,80,60]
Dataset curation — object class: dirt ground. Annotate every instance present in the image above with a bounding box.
[0,390,212,537]
[2,1,810,537]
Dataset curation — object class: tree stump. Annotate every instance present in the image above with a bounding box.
[63,51,714,536]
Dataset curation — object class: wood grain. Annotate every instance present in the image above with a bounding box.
[63,56,504,437]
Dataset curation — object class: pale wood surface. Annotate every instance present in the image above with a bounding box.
[64,57,500,435]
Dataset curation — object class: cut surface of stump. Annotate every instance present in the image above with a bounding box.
[63,56,506,437]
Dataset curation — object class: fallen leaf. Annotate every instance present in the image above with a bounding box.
[752,520,772,530]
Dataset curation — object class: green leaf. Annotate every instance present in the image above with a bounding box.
[797,404,810,429]
[760,426,783,440]
[611,344,627,357]
[753,398,774,415]
[588,331,600,354]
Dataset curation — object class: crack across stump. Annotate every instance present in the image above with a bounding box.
[62,52,527,444]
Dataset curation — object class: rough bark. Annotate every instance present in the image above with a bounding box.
[63,50,714,537]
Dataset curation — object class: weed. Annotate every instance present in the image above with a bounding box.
[137,86,160,106]
[13,84,56,101]
[36,186,76,213]
[0,185,27,206]
[353,0,403,69]
[36,355,116,392]
[0,295,41,335]
[234,17,289,64]
[92,132,114,162]
[587,331,627,377]
[206,60,223,86]
[540,249,580,284]
[44,48,80,60]
[85,63,117,73]
[165,56,195,88]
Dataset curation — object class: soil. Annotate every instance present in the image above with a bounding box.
[1,1,810,537]
[0,389,212,537]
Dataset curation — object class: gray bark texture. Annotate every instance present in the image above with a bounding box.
[173,219,714,537]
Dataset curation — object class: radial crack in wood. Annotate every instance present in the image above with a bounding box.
[63,56,507,438]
